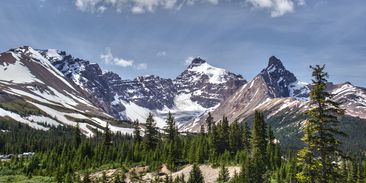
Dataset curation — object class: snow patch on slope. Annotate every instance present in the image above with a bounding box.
[25,115,61,127]
[22,47,77,91]
[188,62,227,84]
[0,108,48,130]
[173,93,207,112]
[43,49,63,61]
[0,53,44,84]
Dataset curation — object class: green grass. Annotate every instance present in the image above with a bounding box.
[0,175,55,183]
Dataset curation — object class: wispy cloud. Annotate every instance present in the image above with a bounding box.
[100,47,134,67]
[100,47,148,69]
[246,0,304,17]
[75,0,304,17]
[184,56,194,65]
[135,63,148,70]
[156,51,167,57]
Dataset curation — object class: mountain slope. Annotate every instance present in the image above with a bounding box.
[2,46,366,149]
[181,56,309,131]
[181,56,366,149]
[0,46,133,136]
[42,51,246,127]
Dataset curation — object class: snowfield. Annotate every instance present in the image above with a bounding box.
[188,62,227,84]
[0,108,48,131]
[0,52,44,84]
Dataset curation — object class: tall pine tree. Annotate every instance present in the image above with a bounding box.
[143,113,160,150]
[242,121,251,153]
[206,112,214,134]
[188,164,204,183]
[133,119,142,143]
[297,65,347,183]
[104,122,112,146]
[250,111,268,183]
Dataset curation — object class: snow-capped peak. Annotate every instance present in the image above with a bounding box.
[42,49,64,62]
[187,57,206,69]
[187,58,228,84]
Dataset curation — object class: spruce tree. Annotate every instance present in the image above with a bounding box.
[242,121,251,153]
[200,125,205,135]
[297,65,347,183]
[229,119,242,153]
[74,122,81,148]
[133,119,142,143]
[296,125,318,183]
[206,112,214,134]
[220,116,230,152]
[188,164,204,183]
[165,112,178,141]
[250,111,268,183]
[164,112,179,168]
[267,126,275,170]
[104,122,112,146]
[217,164,230,182]
[143,113,159,150]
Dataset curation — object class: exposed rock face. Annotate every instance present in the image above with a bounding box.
[40,51,246,126]
[2,46,366,150]
[175,58,246,108]
[0,46,131,136]
[181,56,309,131]
[329,82,366,119]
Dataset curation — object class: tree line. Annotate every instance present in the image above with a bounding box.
[0,65,365,182]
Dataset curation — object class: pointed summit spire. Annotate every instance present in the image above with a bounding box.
[188,57,206,69]
[267,56,285,69]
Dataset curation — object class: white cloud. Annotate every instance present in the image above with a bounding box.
[75,0,303,17]
[136,63,148,70]
[100,47,148,69]
[184,56,194,65]
[297,0,305,6]
[100,47,134,67]
[156,51,167,57]
[75,0,226,14]
[246,0,300,17]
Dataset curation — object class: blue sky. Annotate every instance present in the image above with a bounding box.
[0,0,365,86]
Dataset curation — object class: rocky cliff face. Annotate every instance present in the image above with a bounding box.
[2,46,366,149]
[0,47,133,136]
[181,56,366,133]
[39,50,246,127]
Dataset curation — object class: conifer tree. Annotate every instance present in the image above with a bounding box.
[267,126,276,170]
[229,119,242,153]
[133,119,142,143]
[164,112,179,168]
[206,112,214,134]
[104,122,112,146]
[217,164,230,182]
[74,122,81,148]
[200,125,205,135]
[297,65,346,183]
[143,113,159,150]
[188,164,204,183]
[296,125,318,183]
[220,116,230,152]
[165,112,178,141]
[251,111,268,182]
[242,121,251,152]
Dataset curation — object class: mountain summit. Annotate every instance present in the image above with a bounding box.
[187,57,206,69]
[1,48,366,146]
[32,53,246,127]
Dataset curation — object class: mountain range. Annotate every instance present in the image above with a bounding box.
[1,46,366,149]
